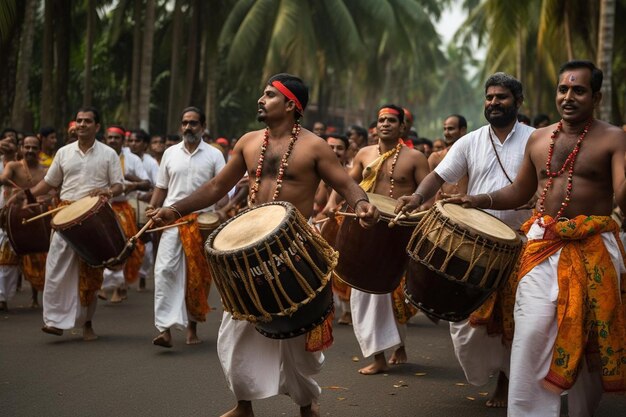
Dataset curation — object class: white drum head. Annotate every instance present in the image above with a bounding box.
[52,196,100,226]
[198,212,220,228]
[438,202,518,243]
[213,205,286,251]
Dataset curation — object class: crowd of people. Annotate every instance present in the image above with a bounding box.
[1,59,626,417]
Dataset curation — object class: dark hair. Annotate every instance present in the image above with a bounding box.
[267,73,309,119]
[378,104,405,124]
[485,72,524,103]
[347,125,367,139]
[532,113,550,127]
[558,60,603,93]
[132,129,150,144]
[517,113,531,124]
[323,134,349,150]
[446,114,467,129]
[181,106,206,125]
[0,128,18,143]
[368,121,377,130]
[39,126,56,137]
[166,134,181,143]
[75,106,101,124]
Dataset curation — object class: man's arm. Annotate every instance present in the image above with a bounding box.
[611,129,626,211]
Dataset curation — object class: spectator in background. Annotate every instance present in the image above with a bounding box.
[38,126,57,167]
[312,121,327,137]
[532,113,551,128]
[517,113,531,125]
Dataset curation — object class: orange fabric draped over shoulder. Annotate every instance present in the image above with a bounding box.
[504,214,626,393]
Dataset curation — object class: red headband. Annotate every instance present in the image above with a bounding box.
[68,121,77,130]
[378,107,401,118]
[107,127,125,136]
[271,81,303,113]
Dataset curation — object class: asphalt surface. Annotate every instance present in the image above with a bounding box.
[2,281,625,417]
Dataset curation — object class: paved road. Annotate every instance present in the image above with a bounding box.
[2,282,624,417]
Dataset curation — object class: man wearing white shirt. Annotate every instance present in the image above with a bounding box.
[397,73,535,408]
[29,107,124,340]
[127,129,160,291]
[102,125,151,302]
[149,107,225,348]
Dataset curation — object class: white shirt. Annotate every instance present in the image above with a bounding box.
[435,121,535,229]
[139,152,160,185]
[45,140,124,201]
[157,140,225,211]
[109,147,150,203]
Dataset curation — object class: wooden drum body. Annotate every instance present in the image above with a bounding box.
[6,203,52,255]
[404,202,522,322]
[334,193,420,294]
[205,202,337,339]
[51,196,129,268]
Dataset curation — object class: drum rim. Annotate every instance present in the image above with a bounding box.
[205,201,296,255]
[51,195,106,229]
[434,201,521,245]
[197,211,220,229]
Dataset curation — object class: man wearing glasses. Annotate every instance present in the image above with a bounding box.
[148,107,226,347]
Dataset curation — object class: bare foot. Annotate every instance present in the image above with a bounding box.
[83,321,98,341]
[110,288,122,303]
[358,353,389,375]
[300,402,320,417]
[186,321,202,345]
[42,325,63,336]
[31,289,39,308]
[153,329,172,348]
[137,277,146,292]
[220,400,254,417]
[486,371,508,408]
[97,289,108,301]
[337,312,352,325]
[120,284,128,300]
[388,345,408,365]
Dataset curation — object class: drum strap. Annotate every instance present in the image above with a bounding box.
[488,129,513,184]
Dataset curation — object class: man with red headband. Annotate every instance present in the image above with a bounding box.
[325,104,430,375]
[28,107,124,341]
[148,73,378,417]
[101,125,150,303]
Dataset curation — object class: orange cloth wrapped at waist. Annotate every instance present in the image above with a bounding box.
[0,239,18,266]
[177,213,213,322]
[20,253,47,292]
[58,200,103,306]
[505,214,626,393]
[111,201,145,283]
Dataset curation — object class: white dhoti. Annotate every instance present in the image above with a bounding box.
[43,232,97,329]
[139,240,154,279]
[0,229,19,303]
[217,312,323,406]
[449,320,510,386]
[508,223,622,417]
[154,228,188,332]
[350,289,404,358]
[102,268,124,289]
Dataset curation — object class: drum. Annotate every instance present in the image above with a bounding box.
[197,212,220,242]
[6,202,53,255]
[333,193,421,294]
[51,196,131,269]
[205,201,337,339]
[128,197,149,226]
[404,202,522,322]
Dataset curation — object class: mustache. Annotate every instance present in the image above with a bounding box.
[258,105,267,112]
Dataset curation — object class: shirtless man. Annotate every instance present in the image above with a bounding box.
[149,73,378,417]
[327,104,429,375]
[420,60,626,417]
[0,135,51,308]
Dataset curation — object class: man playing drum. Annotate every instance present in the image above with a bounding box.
[29,106,124,340]
[148,107,225,348]
[397,73,535,408]
[0,135,51,309]
[326,104,430,375]
[149,73,378,417]
[438,60,626,417]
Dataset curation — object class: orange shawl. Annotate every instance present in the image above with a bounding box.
[20,253,47,292]
[177,213,212,322]
[111,201,145,283]
[507,214,626,392]
[58,200,103,306]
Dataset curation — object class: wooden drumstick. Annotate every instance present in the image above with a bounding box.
[22,205,66,224]
[335,211,358,218]
[313,217,331,225]
[388,211,407,228]
[131,219,155,241]
[145,219,193,233]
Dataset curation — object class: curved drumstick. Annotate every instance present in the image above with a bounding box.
[22,205,66,224]
[130,219,155,241]
[388,209,429,228]
[144,219,193,233]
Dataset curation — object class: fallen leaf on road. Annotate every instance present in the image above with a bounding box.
[351,356,360,362]
[393,381,409,388]
[337,397,346,401]
[322,386,348,391]
[478,392,489,396]
[414,372,427,376]
[455,382,467,386]
[466,396,475,401]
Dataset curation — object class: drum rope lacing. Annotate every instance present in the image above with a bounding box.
[208,206,338,323]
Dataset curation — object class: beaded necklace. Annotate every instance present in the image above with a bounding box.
[536,118,593,226]
[377,140,403,198]
[249,123,301,205]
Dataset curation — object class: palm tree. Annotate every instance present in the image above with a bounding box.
[138,0,156,131]
[597,0,615,122]
[10,0,36,131]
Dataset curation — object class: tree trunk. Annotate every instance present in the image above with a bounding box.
[83,0,95,107]
[167,0,183,133]
[564,9,574,61]
[138,0,155,131]
[129,0,143,129]
[182,0,199,109]
[54,0,71,131]
[40,0,55,126]
[10,0,36,131]
[597,0,615,122]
